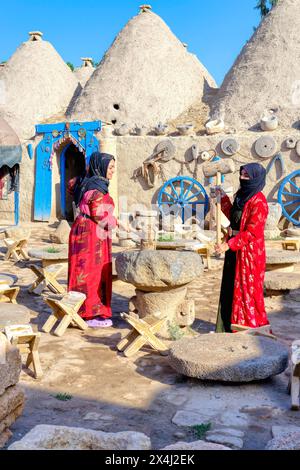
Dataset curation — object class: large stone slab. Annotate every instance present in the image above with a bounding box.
[161,440,231,450]
[28,245,68,261]
[264,272,300,292]
[8,425,151,450]
[0,304,31,330]
[168,334,289,382]
[0,334,22,395]
[266,249,300,265]
[116,250,203,291]
[50,220,71,245]
[266,431,300,450]
[272,425,300,439]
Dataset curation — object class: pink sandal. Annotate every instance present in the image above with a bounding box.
[86,318,113,328]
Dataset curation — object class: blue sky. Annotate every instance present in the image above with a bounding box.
[0,0,261,85]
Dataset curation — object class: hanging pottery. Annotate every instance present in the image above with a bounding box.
[205,118,225,135]
[154,140,176,162]
[221,138,240,156]
[78,128,87,138]
[260,113,278,131]
[177,123,194,136]
[154,123,168,136]
[115,124,130,136]
[285,137,297,150]
[254,136,277,159]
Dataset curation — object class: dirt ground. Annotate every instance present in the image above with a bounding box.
[1,223,300,450]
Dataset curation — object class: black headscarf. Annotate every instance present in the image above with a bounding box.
[74,152,115,205]
[234,163,266,210]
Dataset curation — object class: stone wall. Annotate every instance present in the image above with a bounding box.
[1,129,299,223]
[116,131,300,215]
[0,333,25,448]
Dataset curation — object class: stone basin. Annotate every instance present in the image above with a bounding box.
[266,249,300,272]
[264,272,300,292]
[28,245,68,261]
[0,304,31,329]
[168,334,289,382]
[116,249,203,292]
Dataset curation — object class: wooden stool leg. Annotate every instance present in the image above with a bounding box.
[123,335,148,358]
[7,287,20,304]
[72,312,88,331]
[26,335,43,379]
[54,314,72,337]
[42,309,60,333]
[117,330,140,352]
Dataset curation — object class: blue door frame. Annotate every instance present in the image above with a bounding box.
[34,121,101,221]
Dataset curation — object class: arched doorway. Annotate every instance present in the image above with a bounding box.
[60,143,86,221]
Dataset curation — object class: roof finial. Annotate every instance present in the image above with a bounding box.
[29,31,43,41]
[81,57,94,68]
[139,5,152,13]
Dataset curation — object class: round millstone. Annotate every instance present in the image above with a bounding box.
[254,136,277,159]
[168,334,288,382]
[264,272,300,291]
[221,138,240,156]
[266,249,300,265]
[0,304,31,328]
[116,249,203,291]
[28,245,68,260]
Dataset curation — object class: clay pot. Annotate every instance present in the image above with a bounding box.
[260,114,278,131]
[205,119,225,135]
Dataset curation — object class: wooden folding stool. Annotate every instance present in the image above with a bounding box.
[4,238,29,262]
[42,292,88,337]
[117,312,169,358]
[28,264,66,295]
[0,285,20,304]
[10,331,43,379]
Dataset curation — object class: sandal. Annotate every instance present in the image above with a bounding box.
[86,318,113,328]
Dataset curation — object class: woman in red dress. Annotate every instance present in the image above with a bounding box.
[215,163,270,332]
[68,152,117,328]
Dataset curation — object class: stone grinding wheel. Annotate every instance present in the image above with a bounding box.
[255,136,277,159]
[155,140,176,162]
[221,138,240,156]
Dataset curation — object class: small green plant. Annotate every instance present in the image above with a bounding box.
[52,393,73,401]
[168,322,184,341]
[191,423,212,440]
[46,247,61,253]
[158,234,174,242]
[66,61,75,71]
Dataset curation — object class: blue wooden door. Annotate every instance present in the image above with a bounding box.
[34,137,53,221]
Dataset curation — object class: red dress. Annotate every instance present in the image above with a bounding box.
[221,192,269,328]
[68,190,117,320]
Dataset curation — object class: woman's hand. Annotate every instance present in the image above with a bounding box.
[214,242,230,254]
[117,220,131,233]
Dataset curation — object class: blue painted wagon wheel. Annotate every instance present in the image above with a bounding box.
[158,176,209,222]
[278,170,300,226]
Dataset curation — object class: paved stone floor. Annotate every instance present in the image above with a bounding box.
[1,223,300,450]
